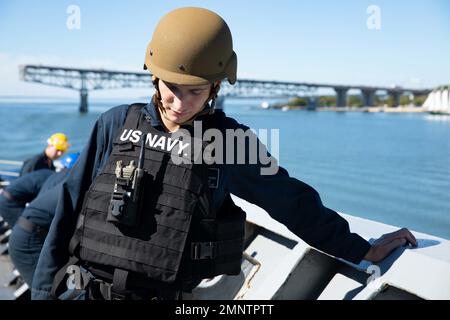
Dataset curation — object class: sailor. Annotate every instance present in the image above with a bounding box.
[0,169,54,227]
[19,133,70,176]
[32,7,417,300]
[8,153,80,286]
[0,153,80,227]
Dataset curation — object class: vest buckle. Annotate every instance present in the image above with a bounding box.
[191,242,217,260]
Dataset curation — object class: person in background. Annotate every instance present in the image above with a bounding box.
[0,153,80,228]
[8,153,80,286]
[19,133,70,176]
[0,169,53,227]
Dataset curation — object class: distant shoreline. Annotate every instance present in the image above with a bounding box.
[273,105,426,113]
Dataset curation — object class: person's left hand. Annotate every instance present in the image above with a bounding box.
[363,228,417,262]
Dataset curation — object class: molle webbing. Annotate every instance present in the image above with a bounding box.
[69,103,245,286]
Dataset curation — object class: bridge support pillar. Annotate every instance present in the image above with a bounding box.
[307,96,317,110]
[389,91,401,107]
[79,89,88,113]
[362,89,376,107]
[335,87,348,107]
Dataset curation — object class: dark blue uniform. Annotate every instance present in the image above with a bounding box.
[0,169,53,226]
[20,152,55,176]
[32,102,371,299]
[8,169,70,286]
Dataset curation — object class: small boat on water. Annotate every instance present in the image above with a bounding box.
[260,101,270,109]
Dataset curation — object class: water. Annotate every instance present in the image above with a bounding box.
[1,99,449,240]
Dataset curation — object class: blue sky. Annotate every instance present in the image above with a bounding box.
[0,0,449,99]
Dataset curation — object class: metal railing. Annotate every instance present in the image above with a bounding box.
[0,160,23,188]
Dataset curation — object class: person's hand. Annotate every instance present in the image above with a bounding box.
[363,228,417,262]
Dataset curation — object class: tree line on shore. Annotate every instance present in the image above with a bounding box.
[281,94,427,108]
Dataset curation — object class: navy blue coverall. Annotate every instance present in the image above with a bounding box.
[8,169,70,286]
[20,152,55,177]
[32,102,371,299]
[0,169,53,226]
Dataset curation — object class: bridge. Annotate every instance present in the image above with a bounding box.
[20,65,431,113]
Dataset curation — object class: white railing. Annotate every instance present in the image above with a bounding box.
[0,160,23,188]
[0,160,23,166]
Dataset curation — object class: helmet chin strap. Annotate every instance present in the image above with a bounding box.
[151,77,220,127]
[195,83,220,117]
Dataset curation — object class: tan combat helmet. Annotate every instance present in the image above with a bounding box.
[144,7,237,86]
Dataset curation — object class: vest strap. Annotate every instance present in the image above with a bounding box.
[124,104,145,130]
[191,241,216,260]
[112,268,129,293]
[190,238,244,260]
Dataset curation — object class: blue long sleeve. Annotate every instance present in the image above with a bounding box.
[31,105,128,299]
[222,119,371,264]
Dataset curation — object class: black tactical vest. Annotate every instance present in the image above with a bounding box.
[68,104,245,287]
